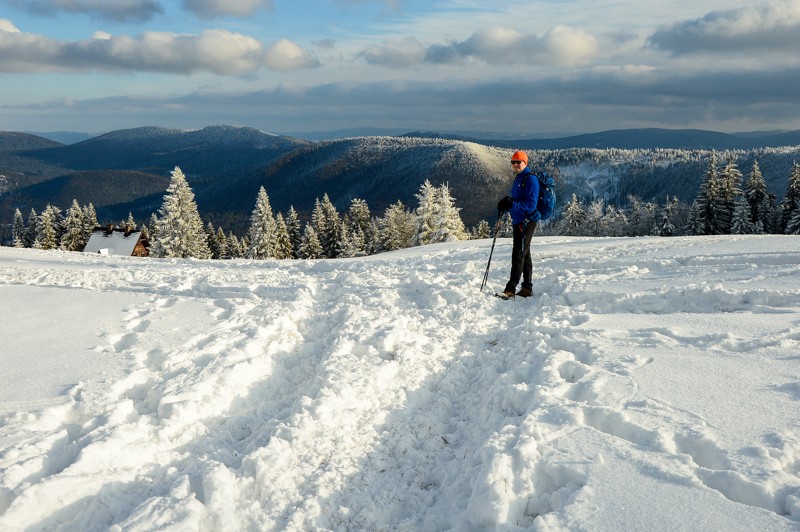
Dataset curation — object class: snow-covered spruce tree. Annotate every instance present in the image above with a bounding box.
[299,224,324,259]
[212,227,227,259]
[654,198,677,237]
[559,194,585,236]
[313,194,341,258]
[12,208,26,248]
[627,196,659,237]
[730,195,754,234]
[473,220,490,239]
[82,203,98,237]
[781,163,800,234]
[246,186,277,259]
[60,199,88,251]
[379,201,416,252]
[34,205,62,250]
[25,208,38,248]
[123,212,136,232]
[718,156,743,234]
[584,198,605,237]
[273,213,293,259]
[603,204,628,237]
[347,198,373,253]
[413,180,438,246]
[150,166,211,259]
[337,216,368,258]
[205,222,221,259]
[691,152,724,235]
[431,182,469,243]
[746,160,771,233]
[285,206,302,259]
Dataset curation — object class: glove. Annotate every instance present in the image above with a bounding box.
[497,196,513,213]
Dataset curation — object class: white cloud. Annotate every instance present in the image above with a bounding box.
[0,19,20,33]
[541,26,600,67]
[361,37,427,67]
[264,38,320,71]
[649,0,800,54]
[358,26,600,68]
[0,25,317,75]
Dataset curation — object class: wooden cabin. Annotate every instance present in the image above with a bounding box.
[83,226,149,257]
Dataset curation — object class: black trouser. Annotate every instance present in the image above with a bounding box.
[505,220,537,293]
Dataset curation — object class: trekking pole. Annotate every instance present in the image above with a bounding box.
[480,215,504,292]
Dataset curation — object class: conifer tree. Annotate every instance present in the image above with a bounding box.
[25,208,38,248]
[585,199,605,237]
[730,195,754,234]
[273,213,293,259]
[348,198,373,253]
[781,163,800,234]
[34,205,61,250]
[432,182,469,242]
[474,220,490,239]
[299,224,324,259]
[205,222,221,259]
[379,201,415,252]
[718,156,743,233]
[123,212,136,232]
[12,208,26,248]
[313,194,341,258]
[745,160,771,233]
[559,194,585,236]
[60,199,88,251]
[213,227,227,259]
[150,166,211,259]
[286,206,302,258]
[413,180,438,245]
[603,204,628,237]
[692,153,723,235]
[246,186,277,259]
[83,203,98,238]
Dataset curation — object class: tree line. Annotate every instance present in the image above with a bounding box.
[541,155,800,238]
[7,156,800,258]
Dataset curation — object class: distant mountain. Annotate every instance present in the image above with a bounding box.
[0,132,62,151]
[24,125,309,176]
[2,125,800,244]
[25,131,94,145]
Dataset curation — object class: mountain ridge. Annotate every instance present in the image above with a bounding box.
[2,126,799,243]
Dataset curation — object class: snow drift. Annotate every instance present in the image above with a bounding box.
[1,235,799,531]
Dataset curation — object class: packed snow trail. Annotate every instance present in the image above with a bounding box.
[1,235,799,531]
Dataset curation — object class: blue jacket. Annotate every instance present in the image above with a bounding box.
[509,166,540,225]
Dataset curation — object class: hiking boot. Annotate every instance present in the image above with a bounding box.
[497,290,515,300]
[516,286,532,298]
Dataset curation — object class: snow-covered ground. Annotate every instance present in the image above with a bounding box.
[1,235,799,531]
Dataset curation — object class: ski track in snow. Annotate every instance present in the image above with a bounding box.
[1,235,800,530]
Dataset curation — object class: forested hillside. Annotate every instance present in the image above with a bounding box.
[2,126,800,245]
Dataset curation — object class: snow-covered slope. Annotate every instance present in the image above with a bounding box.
[1,236,799,531]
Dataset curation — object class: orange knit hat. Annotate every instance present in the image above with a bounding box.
[511,150,528,165]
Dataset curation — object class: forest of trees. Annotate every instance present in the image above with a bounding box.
[6,155,800,260]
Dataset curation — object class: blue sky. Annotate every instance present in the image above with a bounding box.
[2,0,800,136]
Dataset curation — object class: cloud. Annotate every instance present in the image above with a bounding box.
[0,25,316,75]
[361,36,427,67]
[0,19,20,33]
[264,38,320,71]
[182,0,272,19]
[649,0,800,55]
[5,0,164,23]
[360,26,600,68]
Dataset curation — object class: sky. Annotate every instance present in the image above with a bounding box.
[1,235,799,530]
[2,0,800,136]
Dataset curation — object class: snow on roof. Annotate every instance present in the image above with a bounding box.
[83,229,143,256]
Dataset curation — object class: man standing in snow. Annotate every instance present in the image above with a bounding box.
[496,150,539,299]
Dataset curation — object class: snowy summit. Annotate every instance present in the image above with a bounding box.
[1,235,799,531]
